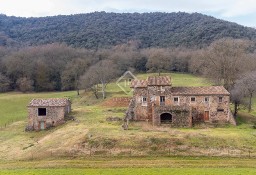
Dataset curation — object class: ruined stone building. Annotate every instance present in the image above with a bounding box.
[26,98,71,131]
[126,76,236,127]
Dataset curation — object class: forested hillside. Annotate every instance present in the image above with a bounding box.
[1,12,256,48]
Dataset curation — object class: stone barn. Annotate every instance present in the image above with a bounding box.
[126,76,236,127]
[26,98,71,131]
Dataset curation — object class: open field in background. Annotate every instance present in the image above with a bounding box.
[0,72,256,172]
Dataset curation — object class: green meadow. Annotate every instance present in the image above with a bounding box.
[0,72,255,174]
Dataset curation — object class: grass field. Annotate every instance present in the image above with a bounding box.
[1,168,256,175]
[0,72,256,174]
[0,157,256,175]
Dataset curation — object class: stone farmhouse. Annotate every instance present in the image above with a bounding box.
[26,98,71,131]
[126,76,236,127]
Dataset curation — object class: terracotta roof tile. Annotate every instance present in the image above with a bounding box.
[171,86,230,95]
[130,79,148,88]
[28,98,70,107]
[147,76,171,86]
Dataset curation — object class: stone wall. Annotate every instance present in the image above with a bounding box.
[130,84,235,127]
[133,88,149,120]
[27,106,66,131]
[177,95,231,124]
[152,105,192,127]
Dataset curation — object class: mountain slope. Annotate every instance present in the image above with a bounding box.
[1,12,256,48]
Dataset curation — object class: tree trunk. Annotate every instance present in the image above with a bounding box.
[91,86,99,99]
[76,88,80,96]
[234,102,238,118]
[248,93,253,113]
[101,83,105,99]
[93,90,99,99]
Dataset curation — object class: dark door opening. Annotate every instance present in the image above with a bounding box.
[204,111,209,121]
[160,113,172,124]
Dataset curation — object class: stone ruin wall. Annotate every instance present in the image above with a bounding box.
[177,95,231,124]
[152,105,192,127]
[27,106,66,131]
[126,85,234,127]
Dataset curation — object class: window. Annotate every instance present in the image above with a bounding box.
[217,109,224,112]
[142,96,147,106]
[191,97,196,103]
[204,97,209,103]
[219,97,223,103]
[160,96,165,106]
[173,97,179,105]
[38,108,46,116]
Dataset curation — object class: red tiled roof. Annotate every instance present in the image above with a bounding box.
[147,76,171,86]
[130,79,148,88]
[28,98,70,107]
[171,86,230,95]
[131,76,171,88]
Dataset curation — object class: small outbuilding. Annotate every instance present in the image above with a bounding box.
[26,98,71,131]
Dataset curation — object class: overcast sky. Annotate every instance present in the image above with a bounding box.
[0,0,256,27]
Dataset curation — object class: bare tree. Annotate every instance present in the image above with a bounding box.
[0,73,10,92]
[144,48,171,75]
[80,71,100,99]
[194,38,251,90]
[81,60,118,99]
[109,41,141,73]
[61,58,90,95]
[16,77,34,93]
[235,72,256,112]
[230,85,245,117]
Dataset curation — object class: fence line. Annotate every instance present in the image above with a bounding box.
[22,148,256,161]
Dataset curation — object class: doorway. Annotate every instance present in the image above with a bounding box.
[160,113,172,124]
[40,121,45,130]
[204,111,209,121]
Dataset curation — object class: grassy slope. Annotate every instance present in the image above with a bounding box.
[0,72,256,174]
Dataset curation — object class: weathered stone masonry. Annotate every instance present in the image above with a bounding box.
[26,98,71,131]
[126,76,236,127]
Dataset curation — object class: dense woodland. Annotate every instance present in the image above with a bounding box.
[1,12,256,48]
[0,12,256,114]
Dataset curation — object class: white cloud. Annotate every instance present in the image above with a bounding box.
[0,0,255,17]
[0,0,55,17]
[220,0,256,17]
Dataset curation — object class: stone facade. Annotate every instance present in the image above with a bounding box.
[26,98,71,131]
[127,76,236,127]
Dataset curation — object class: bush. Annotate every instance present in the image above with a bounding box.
[252,122,256,129]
